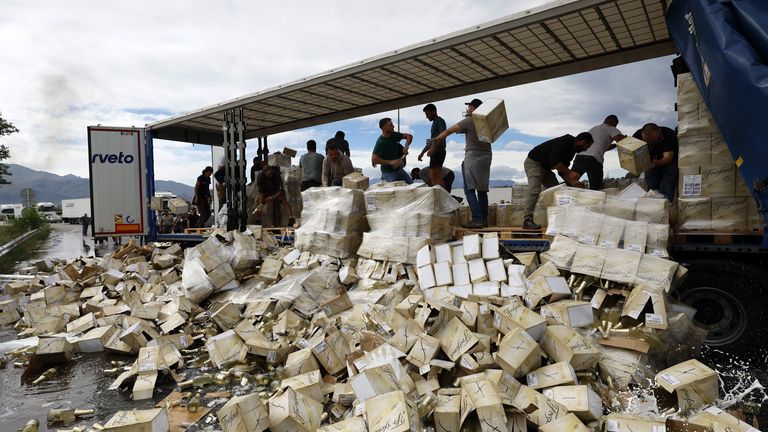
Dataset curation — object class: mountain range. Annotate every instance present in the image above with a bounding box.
[0,164,194,204]
[0,164,515,205]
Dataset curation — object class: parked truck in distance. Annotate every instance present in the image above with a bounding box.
[0,204,24,221]
[62,198,91,224]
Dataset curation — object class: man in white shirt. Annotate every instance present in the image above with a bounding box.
[571,115,626,190]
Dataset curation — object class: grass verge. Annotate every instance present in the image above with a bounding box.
[0,226,51,273]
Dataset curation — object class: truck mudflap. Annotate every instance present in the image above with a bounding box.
[666,0,768,247]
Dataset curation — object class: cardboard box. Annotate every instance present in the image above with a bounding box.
[269,387,323,432]
[364,390,420,432]
[678,134,711,167]
[168,197,188,215]
[104,407,169,432]
[282,369,324,403]
[604,413,666,432]
[493,299,547,341]
[36,336,74,363]
[342,172,369,190]
[283,147,297,157]
[525,361,577,390]
[524,276,570,308]
[655,359,718,412]
[678,198,712,230]
[599,347,652,390]
[216,392,270,432]
[437,317,478,362]
[77,325,118,353]
[701,165,735,197]
[539,413,589,432]
[433,261,453,286]
[317,417,367,432]
[512,385,568,426]
[462,234,481,260]
[434,393,461,432]
[417,264,436,289]
[544,385,602,421]
[133,371,158,400]
[434,243,452,263]
[710,196,748,230]
[496,326,541,377]
[616,137,653,176]
[540,300,594,328]
[689,406,758,432]
[268,152,291,167]
[471,98,509,143]
[206,330,248,368]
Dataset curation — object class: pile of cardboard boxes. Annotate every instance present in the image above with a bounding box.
[0,183,759,432]
[675,73,762,231]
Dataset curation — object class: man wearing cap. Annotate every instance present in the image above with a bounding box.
[572,115,626,190]
[522,132,595,230]
[418,103,448,188]
[434,98,491,227]
[325,130,351,157]
[372,117,414,184]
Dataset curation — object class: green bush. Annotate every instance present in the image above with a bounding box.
[11,207,47,232]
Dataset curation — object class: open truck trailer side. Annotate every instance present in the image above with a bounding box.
[87,0,766,358]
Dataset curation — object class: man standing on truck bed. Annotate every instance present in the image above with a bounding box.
[257,164,294,227]
[572,115,625,190]
[633,123,678,202]
[522,132,594,230]
[194,166,213,227]
[417,103,448,188]
[372,117,413,184]
[325,130,351,157]
[299,139,324,191]
[434,98,491,228]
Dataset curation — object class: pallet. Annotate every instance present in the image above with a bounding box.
[457,226,547,241]
[673,230,764,245]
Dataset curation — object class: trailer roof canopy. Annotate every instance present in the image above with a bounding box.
[148,0,675,145]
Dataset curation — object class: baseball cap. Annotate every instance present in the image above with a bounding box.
[465,98,482,108]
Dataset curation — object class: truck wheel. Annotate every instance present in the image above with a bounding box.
[675,259,768,365]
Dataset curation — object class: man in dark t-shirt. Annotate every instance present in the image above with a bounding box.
[372,117,413,183]
[194,166,213,227]
[325,131,351,157]
[256,165,294,226]
[522,132,594,229]
[632,123,678,202]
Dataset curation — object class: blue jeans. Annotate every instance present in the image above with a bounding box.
[381,168,413,184]
[645,164,678,202]
[462,162,488,224]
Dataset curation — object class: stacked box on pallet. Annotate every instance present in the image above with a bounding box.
[356,183,459,264]
[676,72,754,232]
[281,166,303,221]
[294,187,366,258]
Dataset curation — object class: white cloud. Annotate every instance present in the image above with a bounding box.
[504,140,534,151]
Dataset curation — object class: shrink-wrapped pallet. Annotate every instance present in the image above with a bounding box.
[282,165,303,220]
[545,207,566,237]
[604,196,635,220]
[646,223,670,257]
[357,184,458,264]
[295,187,366,258]
[623,221,648,253]
[570,245,606,278]
[634,197,669,224]
[597,216,626,249]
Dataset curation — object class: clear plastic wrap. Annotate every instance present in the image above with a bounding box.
[645,223,670,257]
[545,207,566,236]
[701,165,735,198]
[600,249,641,285]
[295,187,367,258]
[561,206,588,240]
[597,216,626,249]
[230,231,260,270]
[282,165,303,219]
[540,235,579,271]
[634,198,669,224]
[357,184,458,264]
[576,189,606,210]
[553,187,580,207]
[577,209,603,245]
[623,221,648,252]
[603,196,636,220]
[570,245,607,278]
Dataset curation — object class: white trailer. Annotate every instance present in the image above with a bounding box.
[62,198,91,224]
[0,204,23,220]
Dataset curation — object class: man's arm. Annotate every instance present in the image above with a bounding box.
[607,133,626,151]
[653,151,675,167]
[552,162,581,186]
[321,158,330,186]
[372,153,402,169]
[434,123,463,145]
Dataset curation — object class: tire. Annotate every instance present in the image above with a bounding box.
[674,259,768,367]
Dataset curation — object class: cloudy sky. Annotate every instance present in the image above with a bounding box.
[0,0,677,187]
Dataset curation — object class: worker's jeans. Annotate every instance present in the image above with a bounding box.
[645,164,678,202]
[524,158,559,221]
[381,168,414,184]
[462,162,488,225]
[571,155,603,190]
